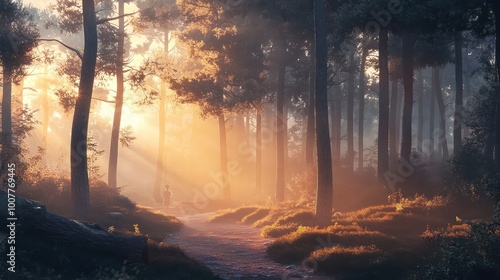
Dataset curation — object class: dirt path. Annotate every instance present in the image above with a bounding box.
[164,213,333,280]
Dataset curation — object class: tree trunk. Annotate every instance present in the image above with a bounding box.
[347,52,355,173]
[42,64,49,153]
[306,50,316,167]
[1,67,13,162]
[432,67,449,160]
[152,31,169,203]
[389,79,398,168]
[276,60,286,202]
[256,110,262,192]
[70,0,98,218]
[454,32,463,154]
[0,190,148,264]
[416,69,424,152]
[378,28,390,180]
[333,83,342,166]
[429,71,436,161]
[358,46,367,171]
[463,46,471,139]
[218,113,231,200]
[108,0,125,189]
[493,0,500,166]
[329,89,334,163]
[400,33,415,162]
[314,0,333,225]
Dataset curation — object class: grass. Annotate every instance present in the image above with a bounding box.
[266,224,397,263]
[1,233,219,280]
[241,208,271,224]
[211,194,489,279]
[208,206,260,223]
[261,223,300,238]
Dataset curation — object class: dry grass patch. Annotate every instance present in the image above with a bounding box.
[307,245,382,274]
[307,245,421,280]
[252,209,286,228]
[241,208,271,224]
[274,210,316,226]
[267,224,395,263]
[261,223,300,238]
[209,206,259,223]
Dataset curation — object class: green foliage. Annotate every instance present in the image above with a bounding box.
[414,219,500,280]
[448,83,500,203]
[286,166,316,204]
[119,125,136,147]
[0,0,39,72]
[0,103,38,186]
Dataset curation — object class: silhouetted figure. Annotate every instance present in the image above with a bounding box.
[162,185,173,212]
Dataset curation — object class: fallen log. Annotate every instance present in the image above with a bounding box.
[0,189,148,264]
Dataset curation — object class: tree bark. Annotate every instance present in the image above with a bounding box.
[1,67,13,161]
[400,33,415,162]
[389,79,398,168]
[416,69,424,152]
[429,71,436,161]
[333,83,342,166]
[463,46,471,139]
[358,46,367,171]
[276,59,286,202]
[454,32,463,154]
[493,0,500,166]
[256,110,262,192]
[314,0,333,225]
[108,0,125,189]
[306,50,316,167]
[432,67,449,160]
[378,27,390,180]
[71,0,98,218]
[347,52,355,173]
[42,64,49,153]
[218,113,231,199]
[0,190,148,264]
[153,31,170,202]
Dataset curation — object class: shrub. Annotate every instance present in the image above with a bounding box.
[414,219,500,280]
[91,186,136,213]
[286,166,316,203]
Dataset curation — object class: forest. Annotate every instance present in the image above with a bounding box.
[1,0,500,279]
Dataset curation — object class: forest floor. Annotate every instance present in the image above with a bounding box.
[165,212,333,280]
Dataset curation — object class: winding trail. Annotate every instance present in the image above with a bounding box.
[164,213,333,280]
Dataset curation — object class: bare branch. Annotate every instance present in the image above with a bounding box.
[37,39,83,60]
[92,97,116,104]
[97,12,138,25]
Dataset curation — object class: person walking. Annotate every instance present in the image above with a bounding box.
[162,185,173,212]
